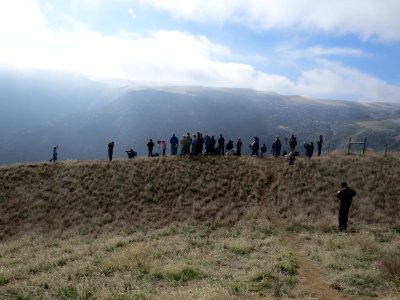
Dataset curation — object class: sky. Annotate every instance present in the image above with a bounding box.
[1,0,400,102]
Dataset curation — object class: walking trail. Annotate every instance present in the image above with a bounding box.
[255,159,353,300]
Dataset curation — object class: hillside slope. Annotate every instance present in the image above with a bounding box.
[0,155,399,299]
[0,156,265,239]
[1,86,400,164]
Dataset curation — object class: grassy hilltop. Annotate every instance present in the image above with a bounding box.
[0,155,399,299]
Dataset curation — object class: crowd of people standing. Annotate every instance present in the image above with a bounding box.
[122,133,326,165]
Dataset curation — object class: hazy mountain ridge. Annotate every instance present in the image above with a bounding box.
[1,71,400,164]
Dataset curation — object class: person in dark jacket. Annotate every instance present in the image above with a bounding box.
[49,145,59,163]
[236,138,243,156]
[170,134,179,155]
[251,137,259,157]
[289,135,297,151]
[336,182,357,232]
[147,139,155,157]
[260,144,267,157]
[274,136,282,157]
[218,134,225,156]
[304,142,314,166]
[317,135,324,156]
[225,140,234,155]
[209,136,216,155]
[108,142,114,161]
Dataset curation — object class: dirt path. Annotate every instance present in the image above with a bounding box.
[256,159,350,300]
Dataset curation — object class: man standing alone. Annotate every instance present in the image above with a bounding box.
[108,141,114,161]
[336,182,357,232]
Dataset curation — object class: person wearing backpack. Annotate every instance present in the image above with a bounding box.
[304,141,314,166]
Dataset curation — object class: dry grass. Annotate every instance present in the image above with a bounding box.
[1,154,400,298]
[0,222,298,299]
[0,156,262,239]
[0,156,298,299]
[272,154,400,297]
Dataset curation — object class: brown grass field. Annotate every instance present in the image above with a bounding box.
[0,154,399,299]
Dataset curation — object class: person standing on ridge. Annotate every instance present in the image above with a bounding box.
[170,134,178,155]
[218,134,225,156]
[289,135,297,151]
[260,143,267,157]
[274,136,282,157]
[147,139,155,157]
[304,141,314,166]
[236,138,243,156]
[336,182,357,232]
[49,145,59,163]
[251,137,260,157]
[161,140,167,156]
[108,141,114,161]
[317,135,324,156]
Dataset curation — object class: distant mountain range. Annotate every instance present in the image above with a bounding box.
[1,69,400,164]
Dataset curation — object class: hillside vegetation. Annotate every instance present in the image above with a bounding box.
[0,155,399,299]
[2,85,400,164]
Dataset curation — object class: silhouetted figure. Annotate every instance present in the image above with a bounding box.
[204,135,210,154]
[197,133,204,155]
[236,138,243,156]
[251,137,259,157]
[289,135,297,151]
[260,144,267,157]
[125,148,137,159]
[170,134,178,155]
[108,142,114,161]
[218,134,225,156]
[185,133,192,155]
[226,140,234,155]
[49,145,58,163]
[304,142,314,166]
[147,139,155,157]
[274,136,282,157]
[317,135,324,156]
[209,136,216,155]
[336,182,357,232]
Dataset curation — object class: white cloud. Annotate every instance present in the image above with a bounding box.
[296,60,400,101]
[128,8,136,19]
[0,0,399,102]
[276,46,368,59]
[0,0,47,39]
[1,25,399,102]
[141,0,400,42]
